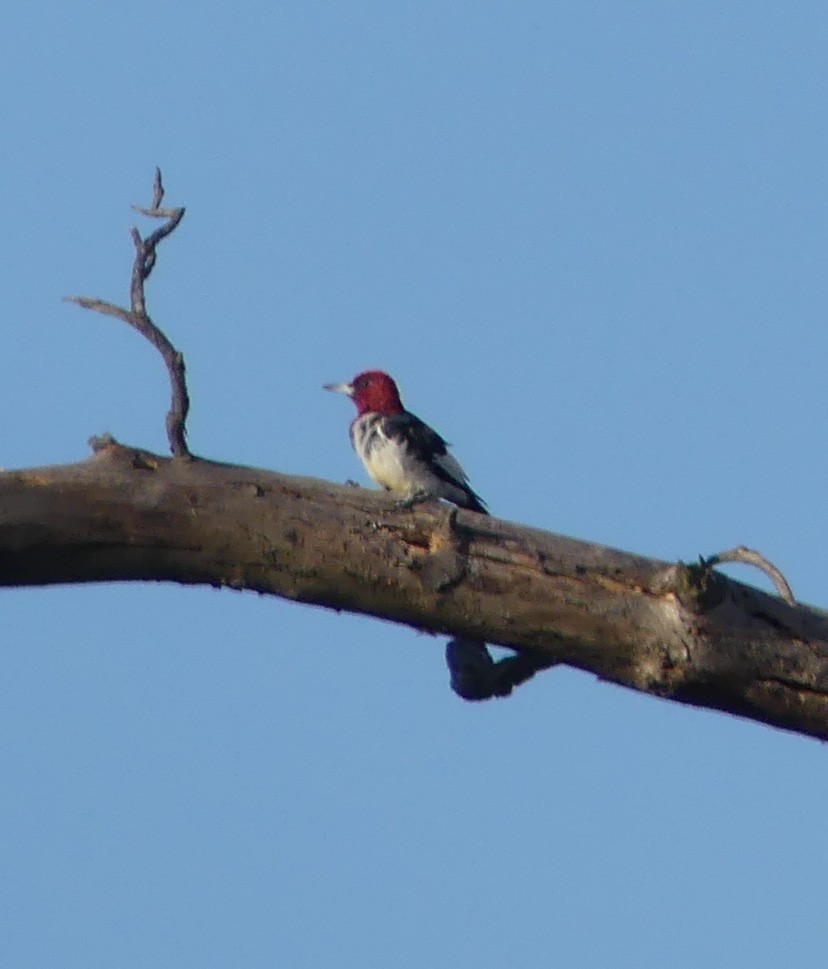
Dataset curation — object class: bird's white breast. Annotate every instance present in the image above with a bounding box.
[351,414,422,493]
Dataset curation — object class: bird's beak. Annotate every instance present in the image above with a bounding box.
[323,381,354,397]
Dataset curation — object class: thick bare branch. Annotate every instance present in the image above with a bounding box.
[65,169,190,458]
[1,445,827,741]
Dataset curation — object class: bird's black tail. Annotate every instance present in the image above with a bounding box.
[461,488,488,515]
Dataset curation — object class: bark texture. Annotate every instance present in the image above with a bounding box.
[2,440,827,740]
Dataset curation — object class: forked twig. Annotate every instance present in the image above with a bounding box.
[706,546,796,605]
[66,169,191,458]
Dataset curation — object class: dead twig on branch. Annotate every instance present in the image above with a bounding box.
[66,168,191,458]
[705,546,795,606]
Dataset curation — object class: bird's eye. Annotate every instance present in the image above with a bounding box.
[354,376,369,390]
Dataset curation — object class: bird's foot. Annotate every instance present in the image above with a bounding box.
[394,488,434,510]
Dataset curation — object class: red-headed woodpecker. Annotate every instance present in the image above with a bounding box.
[324,370,487,514]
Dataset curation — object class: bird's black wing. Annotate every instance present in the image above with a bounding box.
[383,412,487,513]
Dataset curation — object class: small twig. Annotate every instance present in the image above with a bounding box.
[705,546,796,605]
[66,168,191,458]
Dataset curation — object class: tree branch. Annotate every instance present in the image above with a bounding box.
[13,171,826,743]
[1,442,827,741]
[65,169,190,458]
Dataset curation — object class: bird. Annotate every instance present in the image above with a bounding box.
[323,369,487,514]
[325,369,500,701]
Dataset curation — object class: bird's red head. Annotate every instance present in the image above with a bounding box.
[324,370,405,416]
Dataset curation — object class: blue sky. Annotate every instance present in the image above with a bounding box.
[1,2,827,966]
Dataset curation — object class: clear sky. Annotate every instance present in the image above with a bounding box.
[1,2,827,966]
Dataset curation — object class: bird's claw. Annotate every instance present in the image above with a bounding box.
[394,489,433,510]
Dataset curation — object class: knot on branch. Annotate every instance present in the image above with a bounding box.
[88,434,163,471]
[414,507,470,592]
[670,560,728,612]
[446,638,553,701]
